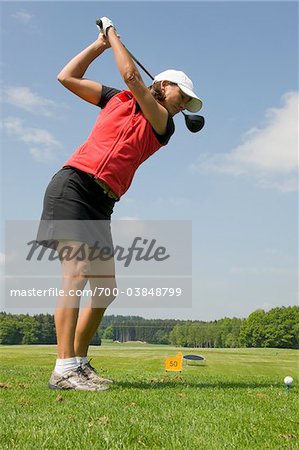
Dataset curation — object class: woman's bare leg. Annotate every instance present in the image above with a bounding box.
[55,308,80,359]
[74,255,116,357]
[54,240,90,359]
[74,306,106,357]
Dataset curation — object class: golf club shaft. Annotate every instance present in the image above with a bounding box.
[96,19,154,80]
[124,47,155,81]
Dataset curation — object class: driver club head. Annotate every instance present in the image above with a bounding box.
[183,113,205,133]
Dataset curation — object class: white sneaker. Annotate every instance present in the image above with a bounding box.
[48,366,109,391]
[82,360,114,385]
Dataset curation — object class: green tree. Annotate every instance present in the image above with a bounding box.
[34,314,56,344]
[19,316,40,344]
[240,309,266,347]
[153,329,169,344]
[263,306,299,348]
[0,318,22,344]
[90,329,102,346]
[102,325,114,340]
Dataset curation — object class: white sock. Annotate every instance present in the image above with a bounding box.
[76,356,88,366]
[55,357,79,376]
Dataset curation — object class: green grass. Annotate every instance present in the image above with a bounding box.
[0,345,298,449]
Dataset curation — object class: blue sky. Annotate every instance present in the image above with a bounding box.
[1,1,298,320]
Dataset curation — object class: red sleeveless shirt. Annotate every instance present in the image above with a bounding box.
[64,90,169,199]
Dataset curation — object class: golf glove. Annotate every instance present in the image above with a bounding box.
[98,17,115,36]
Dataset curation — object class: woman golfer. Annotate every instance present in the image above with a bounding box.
[37,17,202,391]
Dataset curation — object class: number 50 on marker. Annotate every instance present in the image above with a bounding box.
[165,352,183,372]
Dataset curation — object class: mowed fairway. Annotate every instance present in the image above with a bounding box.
[0,344,298,450]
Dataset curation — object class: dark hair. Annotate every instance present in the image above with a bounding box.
[149,81,177,102]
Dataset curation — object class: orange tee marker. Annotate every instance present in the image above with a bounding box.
[165,352,183,372]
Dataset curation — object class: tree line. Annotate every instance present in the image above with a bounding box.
[0,306,298,348]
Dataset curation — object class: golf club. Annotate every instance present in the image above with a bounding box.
[96,19,205,133]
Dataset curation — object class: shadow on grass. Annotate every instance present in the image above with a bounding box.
[115,380,280,390]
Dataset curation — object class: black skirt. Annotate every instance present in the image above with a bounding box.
[36,166,116,250]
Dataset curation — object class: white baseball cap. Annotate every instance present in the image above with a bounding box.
[154,69,202,113]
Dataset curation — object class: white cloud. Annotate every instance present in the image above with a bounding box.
[112,219,146,240]
[191,91,298,192]
[29,147,59,163]
[0,253,5,266]
[256,176,298,193]
[12,10,34,25]
[4,86,57,117]
[1,117,62,162]
[118,216,141,220]
[121,197,136,205]
[229,266,297,276]
[153,196,191,207]
[0,252,17,266]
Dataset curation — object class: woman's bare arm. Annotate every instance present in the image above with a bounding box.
[107,28,168,135]
[57,34,110,105]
